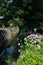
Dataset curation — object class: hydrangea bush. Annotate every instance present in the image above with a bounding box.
[27,34,41,43]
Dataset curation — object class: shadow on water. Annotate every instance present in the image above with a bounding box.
[0,46,16,65]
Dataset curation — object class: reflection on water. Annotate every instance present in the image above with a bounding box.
[6,46,15,55]
[0,46,15,65]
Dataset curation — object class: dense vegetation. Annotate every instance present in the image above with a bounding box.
[0,0,43,65]
[0,0,43,29]
[16,36,43,65]
[17,42,43,65]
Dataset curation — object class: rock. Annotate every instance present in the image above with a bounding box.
[0,26,19,52]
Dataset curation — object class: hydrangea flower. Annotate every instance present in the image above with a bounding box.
[27,33,41,44]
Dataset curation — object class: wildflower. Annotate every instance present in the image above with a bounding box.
[18,49,21,52]
[0,16,4,19]
[27,35,30,38]
[24,37,27,41]
[18,43,20,46]
[31,42,34,44]
[34,29,37,31]
[34,41,37,43]
[37,44,41,49]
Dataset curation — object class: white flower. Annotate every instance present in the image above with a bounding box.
[18,49,21,52]
[24,37,27,41]
[34,41,37,43]
[18,43,20,46]
[31,42,34,44]
[0,16,4,19]
[27,35,30,38]
[34,28,37,31]
[37,44,41,49]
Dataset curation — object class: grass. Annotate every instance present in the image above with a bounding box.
[16,41,43,65]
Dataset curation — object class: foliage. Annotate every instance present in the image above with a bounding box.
[16,41,43,65]
[6,55,13,65]
[27,34,41,45]
[0,0,43,29]
[16,35,43,65]
[0,0,43,65]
